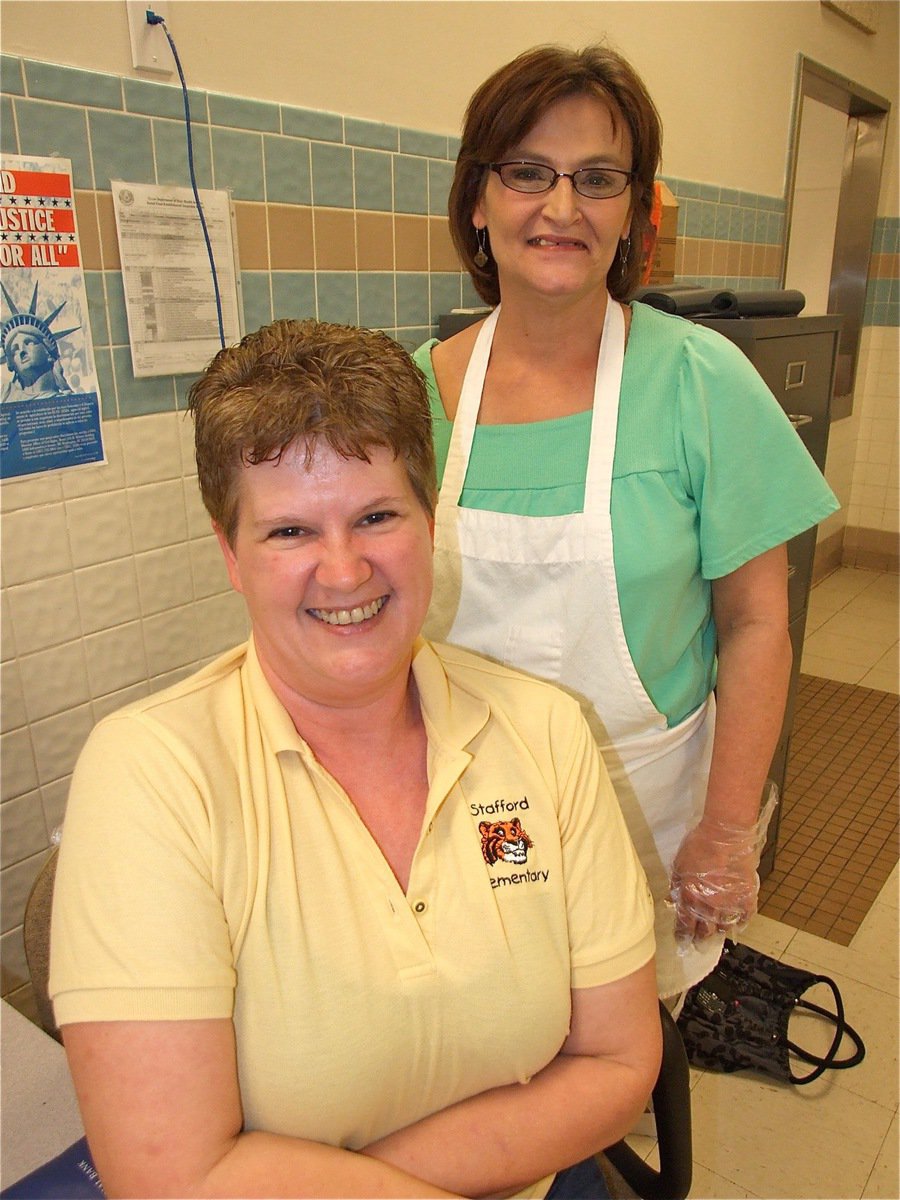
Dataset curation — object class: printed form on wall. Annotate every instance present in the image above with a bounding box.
[111,181,241,377]
[0,155,105,480]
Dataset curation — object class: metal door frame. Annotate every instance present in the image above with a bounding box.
[781,56,890,420]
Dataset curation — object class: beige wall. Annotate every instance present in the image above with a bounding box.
[3,0,897,209]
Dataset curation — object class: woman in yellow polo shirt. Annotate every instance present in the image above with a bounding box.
[51,319,659,1199]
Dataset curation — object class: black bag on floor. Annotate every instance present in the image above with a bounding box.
[676,939,865,1085]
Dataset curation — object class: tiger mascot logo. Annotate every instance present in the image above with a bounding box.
[479,818,533,865]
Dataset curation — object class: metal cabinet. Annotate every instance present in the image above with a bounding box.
[693,315,842,877]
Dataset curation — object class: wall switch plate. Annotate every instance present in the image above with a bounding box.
[125,1,172,74]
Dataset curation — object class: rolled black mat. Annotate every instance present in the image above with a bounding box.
[633,287,738,315]
[732,289,806,316]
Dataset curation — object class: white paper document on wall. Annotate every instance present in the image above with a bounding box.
[112,182,242,377]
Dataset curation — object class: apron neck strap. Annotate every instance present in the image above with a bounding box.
[439,296,626,513]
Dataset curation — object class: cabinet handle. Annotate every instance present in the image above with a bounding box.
[785,360,807,390]
[788,413,813,430]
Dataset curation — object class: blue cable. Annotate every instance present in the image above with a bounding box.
[147,9,226,349]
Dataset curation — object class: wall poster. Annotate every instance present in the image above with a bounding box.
[0,155,105,481]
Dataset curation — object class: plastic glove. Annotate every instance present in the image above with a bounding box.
[668,784,778,952]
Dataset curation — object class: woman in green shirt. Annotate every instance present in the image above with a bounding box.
[415,44,837,999]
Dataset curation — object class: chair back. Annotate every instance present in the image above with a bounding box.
[23,848,61,1042]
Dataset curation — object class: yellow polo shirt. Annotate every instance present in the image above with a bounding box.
[51,637,653,1190]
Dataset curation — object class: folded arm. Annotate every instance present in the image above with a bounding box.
[62,957,658,1200]
[62,1018,458,1199]
[361,958,661,1198]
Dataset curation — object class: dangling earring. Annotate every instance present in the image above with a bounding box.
[473,226,490,269]
[618,235,632,271]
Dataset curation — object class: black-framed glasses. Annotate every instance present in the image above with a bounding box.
[488,161,633,200]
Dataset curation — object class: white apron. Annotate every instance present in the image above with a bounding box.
[425,297,722,996]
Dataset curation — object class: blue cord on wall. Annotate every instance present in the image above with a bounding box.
[147,8,227,350]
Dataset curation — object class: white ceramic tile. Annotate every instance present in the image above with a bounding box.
[142,604,199,677]
[134,543,193,617]
[862,1111,899,1199]
[60,421,126,498]
[844,588,900,619]
[189,535,231,599]
[803,627,885,669]
[778,965,899,1110]
[0,925,30,994]
[192,591,249,660]
[799,652,865,685]
[184,476,212,539]
[5,575,81,658]
[91,679,150,722]
[18,640,91,723]
[859,662,900,693]
[0,792,47,868]
[786,929,898,998]
[0,589,15,662]
[120,411,184,486]
[0,727,38,803]
[66,490,133,567]
[0,659,27,731]
[1,505,72,585]
[849,901,899,976]
[816,610,899,653]
[29,703,94,786]
[676,1161,759,1199]
[39,776,71,839]
[689,1067,893,1199]
[178,411,196,475]
[74,557,142,635]
[0,850,47,934]
[810,568,882,606]
[0,471,63,514]
[735,914,798,959]
[83,620,147,697]
[128,479,188,552]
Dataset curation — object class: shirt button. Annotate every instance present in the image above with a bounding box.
[413,900,427,914]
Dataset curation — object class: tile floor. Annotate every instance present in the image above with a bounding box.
[632,567,899,1199]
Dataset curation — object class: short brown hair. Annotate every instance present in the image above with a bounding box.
[189,320,436,545]
[449,44,662,304]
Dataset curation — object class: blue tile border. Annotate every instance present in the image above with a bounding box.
[0,54,24,96]
[345,117,398,152]
[124,77,207,123]
[208,92,280,134]
[23,59,122,110]
[281,104,343,143]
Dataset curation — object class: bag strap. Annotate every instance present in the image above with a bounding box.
[784,974,866,1084]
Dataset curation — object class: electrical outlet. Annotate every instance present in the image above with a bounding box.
[125,1,172,74]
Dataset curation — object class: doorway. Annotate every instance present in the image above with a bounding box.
[781,56,890,420]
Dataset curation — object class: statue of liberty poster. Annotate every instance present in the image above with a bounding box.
[1,155,104,479]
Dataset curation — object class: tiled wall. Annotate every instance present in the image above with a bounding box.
[663,176,785,292]
[0,54,896,1018]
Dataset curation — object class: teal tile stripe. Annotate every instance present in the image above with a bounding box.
[3,52,894,430]
[662,175,786,246]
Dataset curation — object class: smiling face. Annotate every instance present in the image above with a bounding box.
[473,93,633,307]
[215,440,435,712]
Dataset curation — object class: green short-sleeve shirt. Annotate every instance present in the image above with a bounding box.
[413,302,839,725]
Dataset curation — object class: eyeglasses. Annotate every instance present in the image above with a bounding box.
[488,161,633,200]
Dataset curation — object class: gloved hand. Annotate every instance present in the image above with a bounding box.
[668,784,778,951]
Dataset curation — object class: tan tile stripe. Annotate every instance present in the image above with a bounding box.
[759,673,899,944]
[75,190,463,275]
